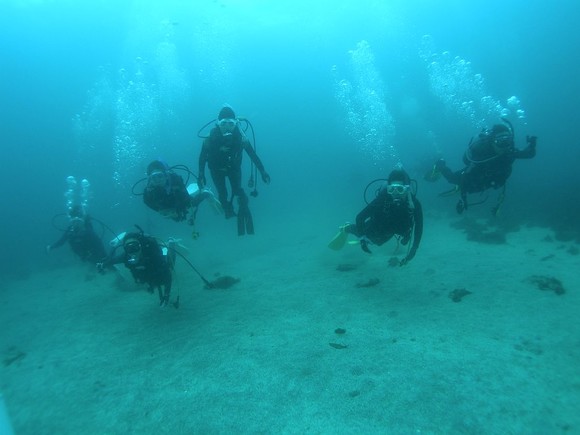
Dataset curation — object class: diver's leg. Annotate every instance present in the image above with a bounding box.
[229,169,244,201]
[162,283,171,307]
[236,191,246,236]
[211,170,234,218]
[231,170,254,235]
[345,221,374,253]
[436,160,463,185]
[156,285,165,306]
[344,223,360,237]
[159,273,172,307]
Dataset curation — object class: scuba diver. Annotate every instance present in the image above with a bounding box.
[46,176,107,263]
[197,105,271,236]
[47,205,107,263]
[98,227,214,308]
[427,118,537,214]
[140,160,222,236]
[328,168,423,266]
[98,229,176,307]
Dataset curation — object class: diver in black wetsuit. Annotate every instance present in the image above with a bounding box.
[329,169,423,266]
[143,160,222,230]
[143,160,192,222]
[98,231,176,307]
[46,205,107,263]
[431,119,537,214]
[197,105,271,236]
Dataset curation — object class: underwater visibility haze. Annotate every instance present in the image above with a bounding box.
[0,0,579,433]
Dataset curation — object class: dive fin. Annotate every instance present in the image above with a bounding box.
[237,212,245,236]
[423,164,441,182]
[328,224,349,251]
[244,208,254,235]
[237,204,254,236]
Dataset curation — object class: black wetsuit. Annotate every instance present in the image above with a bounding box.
[347,189,423,264]
[103,235,174,306]
[439,137,536,196]
[49,218,106,263]
[143,172,191,222]
[198,126,266,235]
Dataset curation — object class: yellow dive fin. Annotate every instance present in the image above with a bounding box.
[423,164,441,182]
[328,224,350,251]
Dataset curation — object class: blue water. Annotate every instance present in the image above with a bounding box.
[2,1,579,270]
[0,1,577,261]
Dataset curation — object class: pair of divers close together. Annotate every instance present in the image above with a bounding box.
[328,117,537,261]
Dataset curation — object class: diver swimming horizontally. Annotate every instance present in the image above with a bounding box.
[99,226,214,308]
[329,168,423,266]
[426,118,537,214]
[136,159,222,238]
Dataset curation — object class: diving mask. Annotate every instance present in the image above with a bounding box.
[124,239,142,264]
[218,118,237,135]
[148,170,167,187]
[492,132,514,153]
[387,183,409,199]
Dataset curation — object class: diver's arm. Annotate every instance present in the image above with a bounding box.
[242,139,264,172]
[143,189,159,211]
[401,199,423,265]
[48,229,70,250]
[100,249,126,268]
[96,250,124,273]
[514,146,536,159]
[514,135,537,159]
[243,139,270,183]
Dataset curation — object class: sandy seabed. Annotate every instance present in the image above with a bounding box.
[1,214,579,434]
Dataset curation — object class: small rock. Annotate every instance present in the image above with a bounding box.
[449,288,472,302]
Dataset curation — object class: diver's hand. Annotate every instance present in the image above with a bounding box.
[96,262,105,274]
[399,258,409,267]
[526,135,537,148]
[261,171,271,184]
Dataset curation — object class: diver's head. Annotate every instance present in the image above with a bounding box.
[490,124,514,154]
[69,204,84,219]
[386,169,411,203]
[68,205,85,230]
[217,105,237,136]
[123,233,143,265]
[146,160,169,187]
